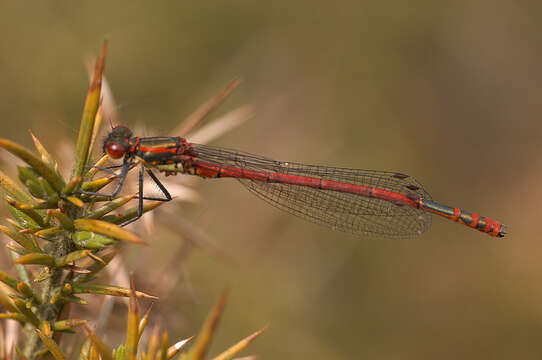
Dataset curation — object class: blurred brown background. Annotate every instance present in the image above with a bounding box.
[0,1,541,358]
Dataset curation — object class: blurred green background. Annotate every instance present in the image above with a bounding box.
[0,1,540,358]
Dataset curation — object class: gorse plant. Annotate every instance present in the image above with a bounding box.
[0,41,264,360]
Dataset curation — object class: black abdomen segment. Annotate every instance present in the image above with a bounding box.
[420,199,505,237]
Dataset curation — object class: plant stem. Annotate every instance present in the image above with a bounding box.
[23,233,74,357]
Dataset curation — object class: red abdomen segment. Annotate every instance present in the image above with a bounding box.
[192,160,505,238]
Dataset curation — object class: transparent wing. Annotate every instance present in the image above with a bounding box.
[191,143,432,238]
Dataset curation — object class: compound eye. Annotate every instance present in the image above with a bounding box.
[106,142,126,159]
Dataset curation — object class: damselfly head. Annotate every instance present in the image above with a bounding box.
[103,125,133,159]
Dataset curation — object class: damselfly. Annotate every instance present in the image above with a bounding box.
[87,125,505,238]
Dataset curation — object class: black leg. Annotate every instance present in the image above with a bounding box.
[119,168,173,227]
[119,166,145,227]
[87,166,173,227]
[84,164,124,176]
[141,169,172,202]
[79,158,131,198]
[104,164,125,169]
[85,164,125,170]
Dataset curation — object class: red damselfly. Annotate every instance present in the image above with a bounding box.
[86,125,505,238]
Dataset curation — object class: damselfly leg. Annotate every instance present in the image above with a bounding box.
[80,157,132,199]
[81,157,172,226]
[119,167,172,226]
[84,164,125,176]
